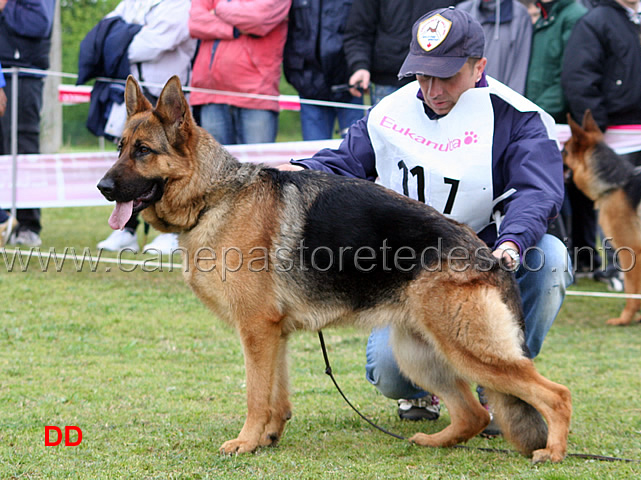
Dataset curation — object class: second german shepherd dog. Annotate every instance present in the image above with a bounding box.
[97,76,572,462]
[564,110,641,326]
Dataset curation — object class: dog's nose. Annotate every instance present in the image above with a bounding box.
[97,177,115,199]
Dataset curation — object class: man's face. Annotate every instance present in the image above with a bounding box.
[417,57,487,116]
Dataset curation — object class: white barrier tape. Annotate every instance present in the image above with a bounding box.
[2,246,640,300]
[566,290,641,300]
[4,67,370,111]
[1,247,182,271]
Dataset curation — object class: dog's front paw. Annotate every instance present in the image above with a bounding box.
[606,317,633,326]
[531,448,565,463]
[219,438,259,455]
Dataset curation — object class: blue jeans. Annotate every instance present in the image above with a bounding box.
[365,234,573,400]
[199,104,278,145]
[300,99,364,140]
[370,84,399,106]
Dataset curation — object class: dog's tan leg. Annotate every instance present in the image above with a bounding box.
[390,327,490,448]
[259,335,292,447]
[606,249,641,325]
[220,318,284,455]
[466,360,571,463]
[599,197,641,325]
[409,378,490,448]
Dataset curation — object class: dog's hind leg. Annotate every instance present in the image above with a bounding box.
[220,317,285,455]
[390,327,491,448]
[472,362,571,463]
[259,334,292,447]
[599,195,641,325]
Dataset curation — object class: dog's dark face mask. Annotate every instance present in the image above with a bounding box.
[97,75,194,230]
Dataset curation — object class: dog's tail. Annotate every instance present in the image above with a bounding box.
[485,389,548,457]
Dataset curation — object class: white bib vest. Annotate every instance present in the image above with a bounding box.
[369,81,495,232]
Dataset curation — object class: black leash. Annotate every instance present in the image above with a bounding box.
[317,331,640,463]
[318,330,405,440]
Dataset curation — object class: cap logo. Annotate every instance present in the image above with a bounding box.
[416,14,452,52]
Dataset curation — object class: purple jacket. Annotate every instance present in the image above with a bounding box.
[293,85,564,253]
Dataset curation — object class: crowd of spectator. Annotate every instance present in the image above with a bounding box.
[3,0,640,292]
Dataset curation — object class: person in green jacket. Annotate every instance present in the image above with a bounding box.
[525,0,586,123]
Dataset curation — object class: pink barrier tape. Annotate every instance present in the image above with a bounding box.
[0,140,341,209]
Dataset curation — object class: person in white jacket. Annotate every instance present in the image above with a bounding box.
[97,0,197,254]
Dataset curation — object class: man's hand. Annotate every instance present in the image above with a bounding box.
[276,164,304,171]
[0,0,7,11]
[493,241,520,270]
[348,69,370,98]
[0,88,6,117]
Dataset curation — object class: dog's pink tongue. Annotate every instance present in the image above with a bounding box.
[108,201,134,230]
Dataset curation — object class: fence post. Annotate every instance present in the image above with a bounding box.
[10,67,18,219]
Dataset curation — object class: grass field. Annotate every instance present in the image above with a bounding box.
[1,206,640,479]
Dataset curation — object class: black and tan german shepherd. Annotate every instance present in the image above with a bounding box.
[97,76,572,462]
[564,110,641,326]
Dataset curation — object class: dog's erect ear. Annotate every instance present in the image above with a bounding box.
[125,75,152,117]
[581,109,602,134]
[155,76,189,128]
[567,112,584,139]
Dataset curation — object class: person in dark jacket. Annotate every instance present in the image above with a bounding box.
[284,7,572,427]
[0,0,55,247]
[561,0,641,285]
[0,58,17,247]
[343,0,460,105]
[525,0,585,123]
[284,0,364,140]
[562,0,641,141]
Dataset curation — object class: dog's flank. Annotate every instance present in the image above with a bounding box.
[564,110,641,325]
[97,75,572,462]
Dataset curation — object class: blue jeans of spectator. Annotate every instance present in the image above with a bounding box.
[365,234,573,400]
[299,98,364,140]
[199,103,278,145]
[370,84,400,106]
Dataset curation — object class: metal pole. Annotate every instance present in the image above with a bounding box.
[10,67,18,219]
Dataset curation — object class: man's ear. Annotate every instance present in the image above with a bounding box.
[125,75,152,117]
[475,57,488,82]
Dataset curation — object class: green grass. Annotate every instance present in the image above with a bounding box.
[0,207,640,479]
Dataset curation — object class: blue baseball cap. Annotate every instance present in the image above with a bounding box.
[398,7,485,79]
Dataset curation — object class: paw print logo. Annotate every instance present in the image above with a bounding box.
[464,131,478,145]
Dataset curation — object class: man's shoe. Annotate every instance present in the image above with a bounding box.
[594,269,624,292]
[398,395,440,421]
[477,386,502,438]
[142,233,179,255]
[8,229,42,247]
[479,405,502,438]
[0,215,17,247]
[97,230,139,252]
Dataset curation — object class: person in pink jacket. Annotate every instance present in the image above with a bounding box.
[189,0,291,144]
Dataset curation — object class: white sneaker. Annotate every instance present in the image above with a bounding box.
[143,233,179,255]
[97,230,139,252]
[8,229,42,247]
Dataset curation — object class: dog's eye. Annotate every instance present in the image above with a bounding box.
[139,146,151,155]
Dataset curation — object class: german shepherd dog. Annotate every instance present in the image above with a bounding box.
[564,110,641,326]
[97,76,572,462]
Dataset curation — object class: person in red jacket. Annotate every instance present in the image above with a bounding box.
[188,0,291,145]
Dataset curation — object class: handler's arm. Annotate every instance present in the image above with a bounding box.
[290,115,378,181]
[495,111,564,252]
